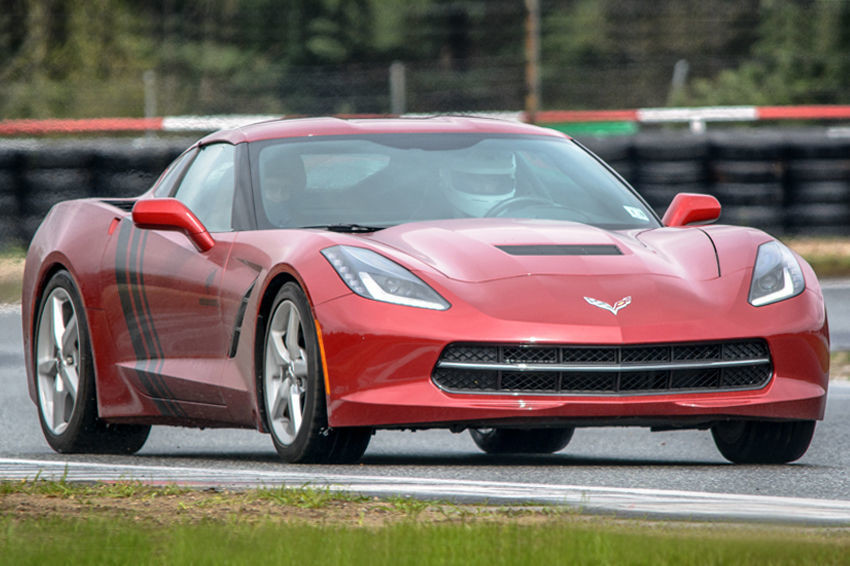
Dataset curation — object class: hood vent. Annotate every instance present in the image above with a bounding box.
[496,244,622,256]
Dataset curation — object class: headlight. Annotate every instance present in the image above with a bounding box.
[748,241,805,307]
[322,245,450,310]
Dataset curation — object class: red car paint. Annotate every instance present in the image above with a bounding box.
[22,117,829,458]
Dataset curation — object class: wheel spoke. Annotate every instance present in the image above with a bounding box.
[271,378,290,421]
[288,382,303,433]
[292,358,308,379]
[50,295,65,353]
[59,363,79,400]
[61,315,78,360]
[52,379,66,431]
[269,330,291,366]
[284,308,301,359]
[37,357,57,377]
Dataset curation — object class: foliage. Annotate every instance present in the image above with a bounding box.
[1,1,849,118]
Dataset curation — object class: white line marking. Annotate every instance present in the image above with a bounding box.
[1,458,848,523]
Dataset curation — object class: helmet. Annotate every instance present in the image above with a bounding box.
[442,149,516,216]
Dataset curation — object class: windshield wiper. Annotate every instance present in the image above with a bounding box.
[302,223,386,233]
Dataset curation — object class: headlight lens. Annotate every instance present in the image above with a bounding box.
[322,245,450,310]
[748,241,805,307]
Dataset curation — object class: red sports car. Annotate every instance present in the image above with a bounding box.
[22,117,829,464]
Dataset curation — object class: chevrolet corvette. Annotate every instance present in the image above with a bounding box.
[22,117,829,464]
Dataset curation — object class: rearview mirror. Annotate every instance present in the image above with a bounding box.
[132,198,215,252]
[662,193,721,227]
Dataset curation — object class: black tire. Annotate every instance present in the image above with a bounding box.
[34,271,150,454]
[577,136,633,162]
[259,282,371,464]
[638,160,707,184]
[712,182,784,206]
[634,134,709,161]
[787,134,850,160]
[711,420,815,464]
[709,132,786,161]
[786,159,850,183]
[469,427,574,454]
[712,160,782,184]
[720,204,785,230]
[786,203,850,234]
[788,181,850,205]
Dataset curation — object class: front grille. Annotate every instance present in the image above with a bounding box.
[432,340,772,395]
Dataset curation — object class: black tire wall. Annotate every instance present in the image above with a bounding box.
[1,129,849,247]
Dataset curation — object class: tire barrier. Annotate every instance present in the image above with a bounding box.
[0,130,849,247]
[0,138,190,247]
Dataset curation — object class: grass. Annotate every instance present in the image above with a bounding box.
[1,480,849,565]
[1,506,849,566]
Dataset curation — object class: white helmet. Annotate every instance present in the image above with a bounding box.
[442,149,516,217]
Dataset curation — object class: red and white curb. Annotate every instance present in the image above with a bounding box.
[1,456,849,524]
[2,105,850,135]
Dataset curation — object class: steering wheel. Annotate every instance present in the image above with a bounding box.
[484,196,561,218]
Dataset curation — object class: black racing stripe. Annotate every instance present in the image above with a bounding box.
[115,221,175,416]
[132,229,186,418]
[116,222,146,361]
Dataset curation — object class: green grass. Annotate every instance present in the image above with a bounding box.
[1,514,848,566]
[2,481,849,565]
[251,485,369,509]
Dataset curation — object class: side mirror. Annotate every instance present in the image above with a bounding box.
[662,193,721,227]
[132,198,215,252]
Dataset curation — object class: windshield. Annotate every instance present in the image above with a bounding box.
[250,133,658,231]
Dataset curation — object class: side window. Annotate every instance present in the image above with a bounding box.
[153,148,197,197]
[173,144,235,232]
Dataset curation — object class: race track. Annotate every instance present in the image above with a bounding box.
[2,297,849,523]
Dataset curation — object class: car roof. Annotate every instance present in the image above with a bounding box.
[197,116,570,145]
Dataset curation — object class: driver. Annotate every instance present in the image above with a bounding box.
[259,151,306,227]
[440,149,517,217]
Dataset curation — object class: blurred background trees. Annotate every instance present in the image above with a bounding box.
[1,0,849,118]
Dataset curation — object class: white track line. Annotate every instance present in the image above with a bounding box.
[1,457,848,524]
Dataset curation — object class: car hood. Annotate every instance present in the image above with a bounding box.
[358,219,772,329]
[367,218,723,283]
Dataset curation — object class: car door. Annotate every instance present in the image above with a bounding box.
[101,143,240,418]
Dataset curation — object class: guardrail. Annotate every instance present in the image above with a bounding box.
[0,124,849,247]
[3,105,850,135]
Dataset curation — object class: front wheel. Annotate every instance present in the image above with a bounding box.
[470,427,574,454]
[34,271,150,454]
[711,420,816,464]
[260,283,371,464]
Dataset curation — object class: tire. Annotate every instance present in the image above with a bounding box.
[711,420,815,464]
[709,132,786,161]
[712,182,783,206]
[260,282,371,464]
[788,181,850,205]
[786,203,850,234]
[634,134,709,161]
[577,136,633,162]
[712,160,782,184]
[469,427,574,455]
[786,159,850,183]
[638,160,707,184]
[34,271,150,454]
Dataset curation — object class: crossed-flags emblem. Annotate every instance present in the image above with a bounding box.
[584,296,632,315]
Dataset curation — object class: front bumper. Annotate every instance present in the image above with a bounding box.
[316,288,829,429]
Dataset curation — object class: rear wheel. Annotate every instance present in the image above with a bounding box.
[34,271,150,454]
[711,420,815,464]
[261,283,371,464]
[470,427,574,454]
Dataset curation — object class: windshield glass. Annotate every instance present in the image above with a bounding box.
[250,133,658,231]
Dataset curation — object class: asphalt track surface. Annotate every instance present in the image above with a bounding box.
[2,284,850,523]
